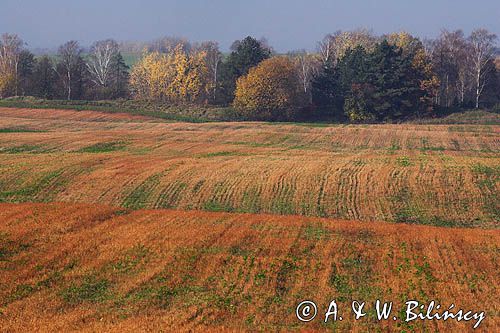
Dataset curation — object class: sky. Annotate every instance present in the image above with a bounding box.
[1,0,499,52]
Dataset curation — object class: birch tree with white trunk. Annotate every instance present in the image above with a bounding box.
[468,29,497,108]
[455,42,473,105]
[86,39,119,87]
[57,40,83,100]
[196,41,222,102]
[318,32,339,66]
[0,34,24,96]
[440,30,473,105]
[291,51,321,102]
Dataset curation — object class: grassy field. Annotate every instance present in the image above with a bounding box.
[40,52,142,71]
[0,203,498,331]
[0,98,241,123]
[0,106,498,331]
[0,107,498,227]
[1,97,499,124]
[121,52,142,68]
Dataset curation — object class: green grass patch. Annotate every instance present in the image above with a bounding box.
[226,141,274,148]
[396,156,412,167]
[420,138,445,152]
[290,122,338,128]
[387,141,401,153]
[471,164,499,221]
[270,183,295,215]
[77,141,127,153]
[275,260,297,297]
[329,254,381,305]
[302,223,331,241]
[0,127,45,133]
[0,144,53,154]
[394,207,458,227]
[0,97,240,123]
[413,110,500,125]
[471,163,500,179]
[155,286,179,309]
[191,179,205,194]
[203,199,235,213]
[239,187,261,214]
[121,52,141,68]
[60,275,111,304]
[414,260,437,283]
[0,170,64,203]
[391,188,462,227]
[196,151,246,158]
[110,245,150,275]
[0,234,30,262]
[155,180,187,209]
[5,284,37,304]
[329,267,352,302]
[123,172,164,209]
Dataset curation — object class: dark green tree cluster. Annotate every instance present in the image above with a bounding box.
[217,36,272,104]
[312,41,432,122]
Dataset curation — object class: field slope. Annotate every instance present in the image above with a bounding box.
[0,107,498,227]
[0,203,498,332]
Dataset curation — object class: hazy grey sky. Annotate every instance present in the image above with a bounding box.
[1,0,499,51]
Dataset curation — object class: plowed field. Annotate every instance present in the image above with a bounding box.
[0,203,498,332]
[1,107,499,332]
[0,107,498,227]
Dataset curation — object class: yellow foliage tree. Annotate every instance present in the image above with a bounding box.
[233,57,305,120]
[386,32,422,56]
[185,50,210,104]
[335,29,377,60]
[0,68,15,98]
[129,45,210,104]
[169,46,209,104]
[129,51,174,100]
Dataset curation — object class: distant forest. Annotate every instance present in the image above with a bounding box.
[0,29,499,122]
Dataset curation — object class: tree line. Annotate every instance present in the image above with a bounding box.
[0,37,130,101]
[0,29,498,122]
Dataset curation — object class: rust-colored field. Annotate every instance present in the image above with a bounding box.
[0,203,498,332]
[0,107,498,227]
[0,107,157,123]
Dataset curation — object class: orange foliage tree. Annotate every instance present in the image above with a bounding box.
[233,57,306,120]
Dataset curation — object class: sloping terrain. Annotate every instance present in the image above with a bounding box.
[0,203,498,332]
[0,107,498,227]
